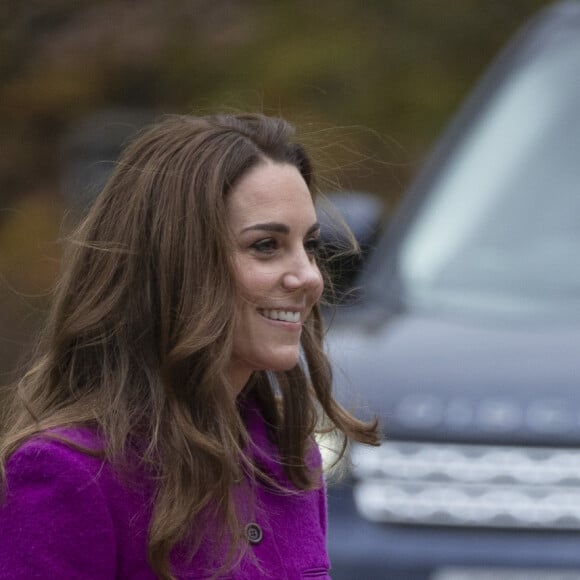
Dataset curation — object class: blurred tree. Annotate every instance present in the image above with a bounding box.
[0,0,552,205]
[0,0,552,378]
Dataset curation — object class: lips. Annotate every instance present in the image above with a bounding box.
[259,309,301,323]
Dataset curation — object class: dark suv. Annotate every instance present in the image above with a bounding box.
[324,2,580,579]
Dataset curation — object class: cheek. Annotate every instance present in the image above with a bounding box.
[233,264,273,305]
[313,267,324,300]
[313,266,324,297]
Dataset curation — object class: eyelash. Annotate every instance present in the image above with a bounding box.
[250,237,321,257]
[251,238,278,254]
[305,237,322,255]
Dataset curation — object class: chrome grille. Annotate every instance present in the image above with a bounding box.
[351,441,580,529]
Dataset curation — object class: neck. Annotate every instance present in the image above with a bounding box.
[228,361,253,396]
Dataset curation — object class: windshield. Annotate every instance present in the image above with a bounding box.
[397,29,580,321]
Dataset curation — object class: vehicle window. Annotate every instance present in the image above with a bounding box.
[397,31,580,321]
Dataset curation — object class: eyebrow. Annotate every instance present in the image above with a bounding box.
[241,221,320,235]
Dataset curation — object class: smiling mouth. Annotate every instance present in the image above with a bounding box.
[259,309,301,323]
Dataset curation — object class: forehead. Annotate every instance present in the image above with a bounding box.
[227,161,315,227]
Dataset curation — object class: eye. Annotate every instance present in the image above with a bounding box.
[305,236,322,257]
[251,238,278,254]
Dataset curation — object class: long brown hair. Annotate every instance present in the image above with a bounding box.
[0,113,378,579]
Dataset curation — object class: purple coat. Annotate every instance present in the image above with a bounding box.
[0,397,331,579]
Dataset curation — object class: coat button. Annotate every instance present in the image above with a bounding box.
[245,522,263,545]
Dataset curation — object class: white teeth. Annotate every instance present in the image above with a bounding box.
[261,309,300,323]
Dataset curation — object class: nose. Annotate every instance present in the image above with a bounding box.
[282,249,323,293]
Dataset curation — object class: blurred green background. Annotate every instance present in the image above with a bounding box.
[0,0,551,381]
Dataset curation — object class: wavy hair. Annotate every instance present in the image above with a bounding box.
[0,113,378,579]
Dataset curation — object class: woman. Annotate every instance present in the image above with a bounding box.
[0,113,378,579]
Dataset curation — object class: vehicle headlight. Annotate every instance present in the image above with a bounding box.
[350,440,580,529]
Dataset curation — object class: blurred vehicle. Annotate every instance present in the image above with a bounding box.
[322,2,580,579]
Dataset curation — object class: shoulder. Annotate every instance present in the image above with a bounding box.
[5,427,106,487]
[0,428,121,578]
[1,426,118,533]
[2,426,151,518]
[0,427,157,578]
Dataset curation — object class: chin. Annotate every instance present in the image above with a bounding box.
[262,351,301,373]
[267,361,299,373]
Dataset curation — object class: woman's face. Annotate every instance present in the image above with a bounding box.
[227,160,324,391]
